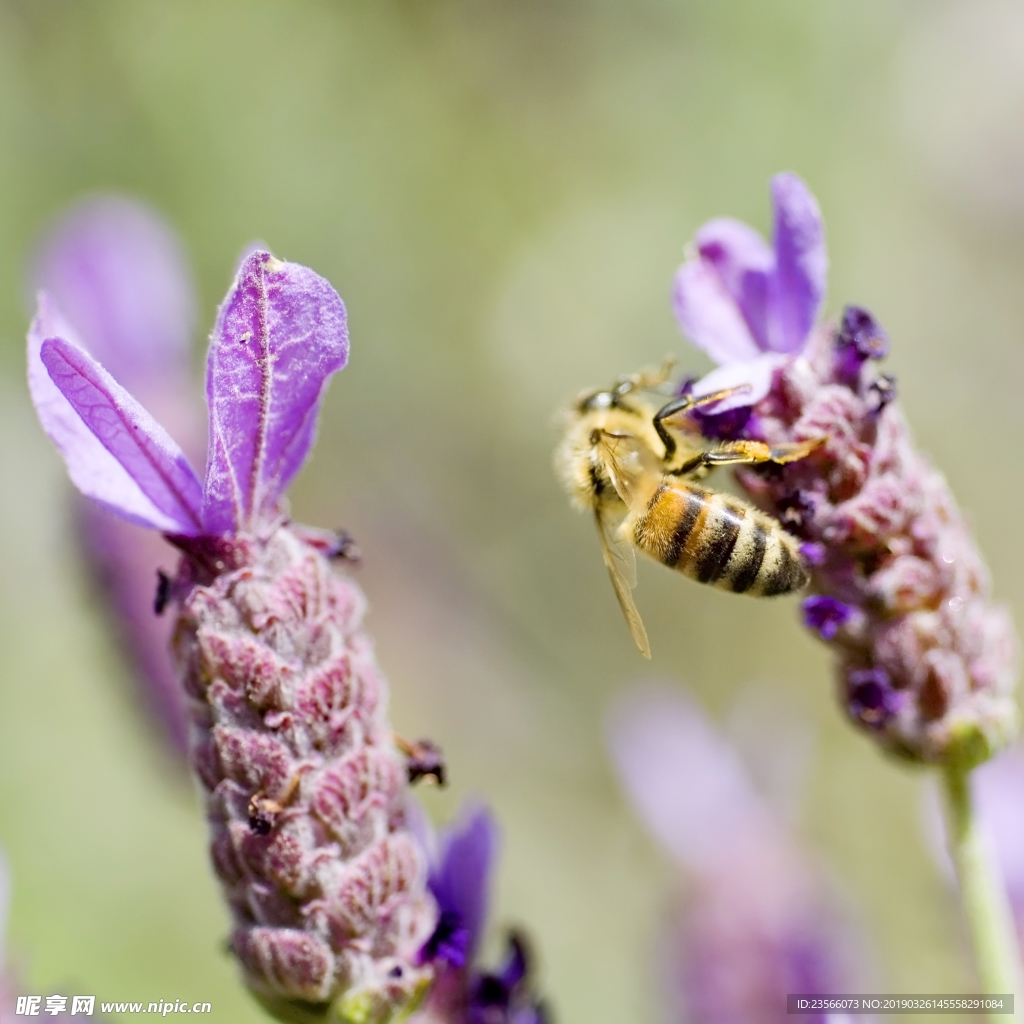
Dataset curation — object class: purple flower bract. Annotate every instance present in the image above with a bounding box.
[672,173,827,412]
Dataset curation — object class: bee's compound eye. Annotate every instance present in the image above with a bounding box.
[581,391,614,411]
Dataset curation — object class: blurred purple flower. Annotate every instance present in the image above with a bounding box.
[28,251,437,1021]
[412,806,549,1024]
[673,173,827,413]
[608,686,872,1024]
[29,196,205,756]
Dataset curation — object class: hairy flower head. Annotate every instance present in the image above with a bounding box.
[27,250,436,1022]
[672,177,1018,766]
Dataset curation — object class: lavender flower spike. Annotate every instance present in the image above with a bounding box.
[28,251,436,1022]
[673,179,1017,765]
[744,317,1016,764]
[31,196,204,755]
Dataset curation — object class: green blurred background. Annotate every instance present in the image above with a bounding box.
[0,1,1022,1020]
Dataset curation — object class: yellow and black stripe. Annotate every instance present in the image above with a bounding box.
[631,483,807,596]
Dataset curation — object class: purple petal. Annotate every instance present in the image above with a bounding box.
[834,304,889,385]
[802,596,854,641]
[202,252,349,534]
[30,196,197,392]
[493,933,529,990]
[607,687,770,873]
[468,933,547,1024]
[429,803,498,963]
[845,667,905,730]
[767,173,827,354]
[694,217,774,350]
[800,541,827,567]
[234,239,270,274]
[418,909,471,968]
[672,259,763,366]
[691,403,755,441]
[28,292,201,532]
[33,321,203,534]
[688,353,784,412]
[837,305,888,361]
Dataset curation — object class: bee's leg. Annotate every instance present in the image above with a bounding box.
[763,438,825,464]
[652,384,754,459]
[632,355,677,389]
[613,356,678,402]
[672,437,823,474]
[247,768,306,836]
[395,735,447,787]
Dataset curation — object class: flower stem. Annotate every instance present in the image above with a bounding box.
[942,765,1021,1015]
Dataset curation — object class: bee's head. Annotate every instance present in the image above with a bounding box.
[576,377,637,414]
[577,389,614,413]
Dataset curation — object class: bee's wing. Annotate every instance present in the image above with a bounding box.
[594,508,651,659]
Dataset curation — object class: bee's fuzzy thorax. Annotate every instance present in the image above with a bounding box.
[554,396,662,513]
[553,425,607,513]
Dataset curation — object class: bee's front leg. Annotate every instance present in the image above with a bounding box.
[672,437,824,476]
[652,384,754,459]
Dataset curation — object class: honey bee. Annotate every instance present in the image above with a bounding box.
[555,362,820,658]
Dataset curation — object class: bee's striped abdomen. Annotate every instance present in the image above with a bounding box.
[631,483,807,596]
